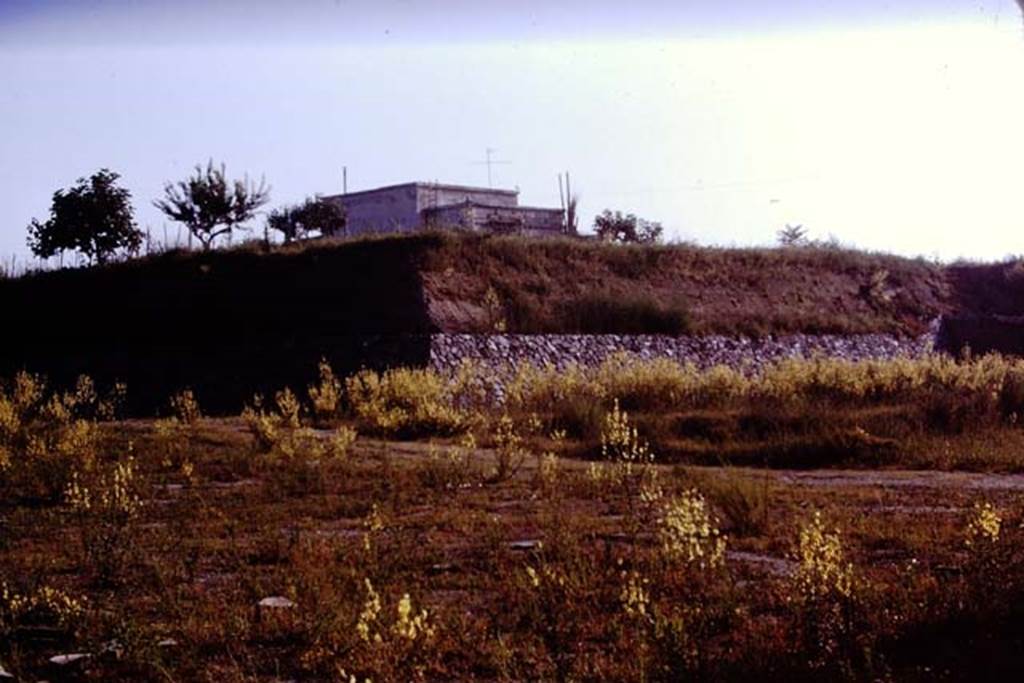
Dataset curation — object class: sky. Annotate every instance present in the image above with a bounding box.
[2,0,1024,264]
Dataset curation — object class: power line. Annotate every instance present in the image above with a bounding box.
[587,174,826,198]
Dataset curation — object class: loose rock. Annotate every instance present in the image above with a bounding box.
[258,596,296,609]
[49,653,90,666]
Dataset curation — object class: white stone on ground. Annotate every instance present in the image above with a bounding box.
[258,596,297,609]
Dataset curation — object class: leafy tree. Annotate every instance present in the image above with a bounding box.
[266,197,346,243]
[153,160,269,251]
[593,210,663,244]
[26,169,142,265]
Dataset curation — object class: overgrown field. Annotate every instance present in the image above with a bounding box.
[5,356,1024,680]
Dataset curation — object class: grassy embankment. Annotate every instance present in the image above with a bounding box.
[0,230,970,413]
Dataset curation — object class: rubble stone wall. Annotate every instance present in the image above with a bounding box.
[428,331,938,374]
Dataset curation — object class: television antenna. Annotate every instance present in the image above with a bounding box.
[472,147,511,187]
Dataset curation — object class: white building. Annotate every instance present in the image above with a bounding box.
[321,182,567,237]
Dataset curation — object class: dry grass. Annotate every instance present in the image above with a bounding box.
[497,353,1024,472]
[5,358,1024,679]
[420,231,951,336]
[3,418,1024,680]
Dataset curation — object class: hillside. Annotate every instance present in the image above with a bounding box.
[419,234,952,336]
[1,231,1017,411]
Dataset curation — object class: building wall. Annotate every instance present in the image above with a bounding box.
[469,205,564,234]
[331,185,421,235]
[423,204,472,229]
[416,184,518,211]
[424,203,564,234]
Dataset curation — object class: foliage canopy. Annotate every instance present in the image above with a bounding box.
[267,197,346,243]
[26,169,142,265]
[593,210,663,244]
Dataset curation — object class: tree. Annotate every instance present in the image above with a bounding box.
[26,169,142,266]
[266,197,346,243]
[777,223,808,247]
[154,160,269,251]
[593,210,663,244]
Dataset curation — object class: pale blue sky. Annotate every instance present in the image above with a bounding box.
[2,1,1023,264]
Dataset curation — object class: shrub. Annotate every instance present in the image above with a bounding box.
[345,367,473,438]
[792,512,854,601]
[417,435,477,492]
[956,499,1024,621]
[491,415,529,483]
[482,286,508,333]
[601,399,654,473]
[243,389,301,452]
[333,579,438,681]
[594,355,747,412]
[64,455,142,584]
[168,388,202,425]
[789,511,868,673]
[656,489,727,570]
[534,437,562,497]
[584,399,664,521]
[505,362,605,433]
[964,501,1002,548]
[153,389,203,474]
[308,358,342,426]
[0,579,85,642]
[242,389,356,461]
[0,372,110,503]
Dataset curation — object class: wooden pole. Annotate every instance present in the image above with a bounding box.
[565,171,575,234]
[558,174,566,233]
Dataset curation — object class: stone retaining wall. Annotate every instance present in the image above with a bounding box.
[429,332,938,374]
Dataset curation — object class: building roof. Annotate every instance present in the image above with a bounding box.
[322,181,518,201]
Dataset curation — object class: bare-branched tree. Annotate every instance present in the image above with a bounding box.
[154,161,269,251]
[777,223,808,247]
